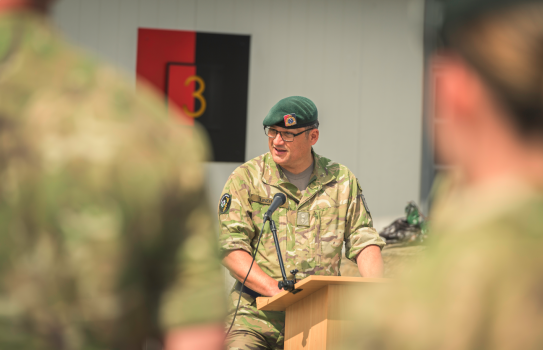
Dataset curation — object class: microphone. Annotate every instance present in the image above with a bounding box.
[262,192,297,292]
[263,193,286,222]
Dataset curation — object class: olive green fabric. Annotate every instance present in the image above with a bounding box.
[0,11,225,350]
[344,177,543,349]
[218,151,385,349]
[262,96,318,129]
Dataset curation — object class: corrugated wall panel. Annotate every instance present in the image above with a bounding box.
[54,0,80,42]
[52,0,424,227]
[138,0,159,28]
[118,0,139,85]
[78,2,100,55]
[176,0,197,30]
[157,0,180,29]
[98,0,121,67]
[195,0,216,31]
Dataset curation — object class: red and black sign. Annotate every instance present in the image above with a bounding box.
[136,28,250,163]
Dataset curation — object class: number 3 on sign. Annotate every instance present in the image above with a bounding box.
[183,75,207,118]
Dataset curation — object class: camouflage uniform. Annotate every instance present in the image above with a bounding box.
[345,177,543,350]
[0,11,224,349]
[219,151,385,349]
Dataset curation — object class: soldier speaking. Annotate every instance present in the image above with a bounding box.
[218,96,386,349]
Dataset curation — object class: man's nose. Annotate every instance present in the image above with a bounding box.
[273,132,285,145]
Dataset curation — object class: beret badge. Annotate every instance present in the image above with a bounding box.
[284,113,297,127]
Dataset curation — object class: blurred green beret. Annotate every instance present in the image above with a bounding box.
[441,0,542,40]
[263,96,318,129]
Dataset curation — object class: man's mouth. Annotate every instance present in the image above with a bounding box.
[273,147,287,154]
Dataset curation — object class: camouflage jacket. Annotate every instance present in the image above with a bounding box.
[219,151,384,341]
[0,11,224,350]
[345,177,543,350]
[219,151,385,280]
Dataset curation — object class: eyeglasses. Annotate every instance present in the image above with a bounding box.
[264,127,315,142]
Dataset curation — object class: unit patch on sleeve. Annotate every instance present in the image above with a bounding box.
[360,193,371,215]
[219,193,232,214]
[355,178,370,214]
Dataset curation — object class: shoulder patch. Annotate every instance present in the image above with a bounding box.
[356,178,370,214]
[356,178,363,193]
[219,193,232,214]
[360,193,371,214]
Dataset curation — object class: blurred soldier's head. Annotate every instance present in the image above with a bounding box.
[0,0,56,13]
[30,0,55,13]
[433,0,543,184]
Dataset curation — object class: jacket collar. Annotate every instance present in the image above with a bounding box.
[262,149,336,196]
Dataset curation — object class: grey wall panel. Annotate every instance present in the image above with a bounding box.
[78,1,100,55]
[157,0,181,29]
[245,0,271,160]
[118,0,139,85]
[195,0,216,31]
[231,0,254,34]
[98,0,121,68]
[357,0,424,224]
[51,0,425,228]
[138,0,159,28]
[176,0,197,30]
[215,0,235,31]
[54,0,80,42]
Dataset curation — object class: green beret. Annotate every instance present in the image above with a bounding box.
[263,96,318,129]
[441,0,542,40]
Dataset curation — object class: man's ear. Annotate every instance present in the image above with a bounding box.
[310,129,319,146]
[435,54,483,126]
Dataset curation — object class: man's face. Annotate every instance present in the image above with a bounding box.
[267,125,319,170]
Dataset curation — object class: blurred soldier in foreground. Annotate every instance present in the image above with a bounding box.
[219,96,385,349]
[346,0,543,349]
[0,0,224,349]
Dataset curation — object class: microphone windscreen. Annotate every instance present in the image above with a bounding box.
[274,192,287,205]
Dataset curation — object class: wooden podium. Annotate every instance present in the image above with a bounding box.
[256,276,388,350]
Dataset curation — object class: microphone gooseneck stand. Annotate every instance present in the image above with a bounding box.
[268,218,298,292]
[226,192,300,339]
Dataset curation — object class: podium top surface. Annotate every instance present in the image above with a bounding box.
[256,276,389,312]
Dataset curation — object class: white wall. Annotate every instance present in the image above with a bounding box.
[52,0,424,228]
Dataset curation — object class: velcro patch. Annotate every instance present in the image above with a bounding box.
[297,212,310,227]
[355,178,370,214]
[249,194,288,208]
[219,193,232,214]
[356,178,363,193]
[359,193,371,214]
[284,113,297,127]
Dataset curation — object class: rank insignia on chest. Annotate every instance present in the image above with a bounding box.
[219,193,232,214]
[284,113,297,127]
[297,212,310,227]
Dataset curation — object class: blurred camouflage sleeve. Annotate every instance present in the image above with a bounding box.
[0,14,225,347]
[217,172,256,257]
[159,130,225,329]
[344,174,385,263]
[159,199,225,328]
